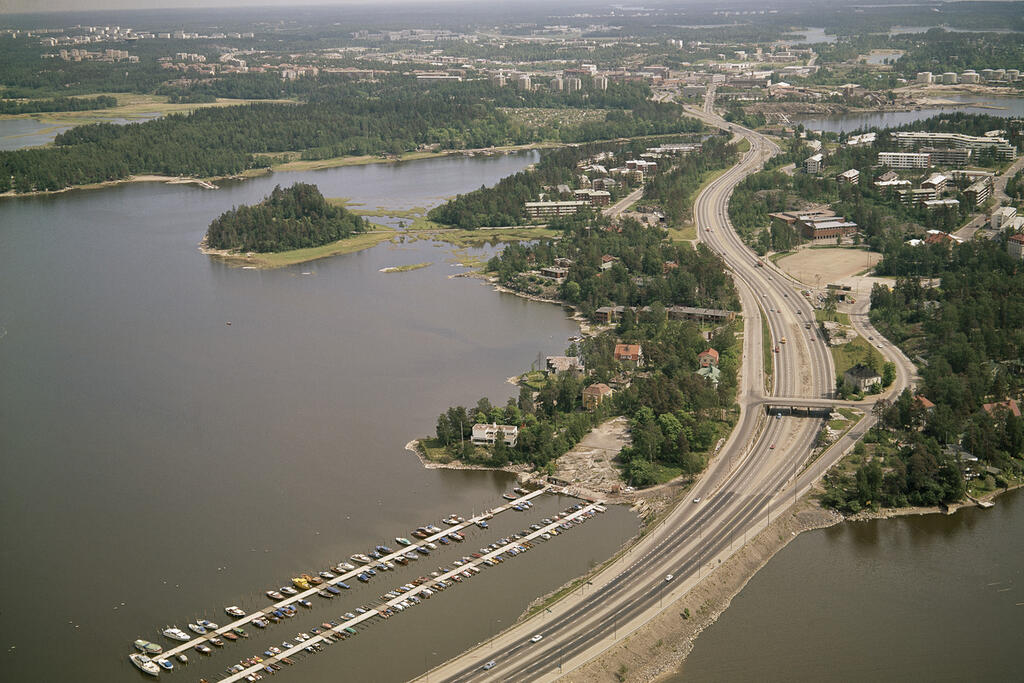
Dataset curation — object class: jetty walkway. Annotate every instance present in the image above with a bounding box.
[219,497,606,682]
[153,488,550,663]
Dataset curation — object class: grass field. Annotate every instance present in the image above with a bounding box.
[830,335,875,378]
[815,309,852,326]
[210,230,395,268]
[1,93,298,127]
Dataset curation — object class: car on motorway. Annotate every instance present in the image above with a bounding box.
[482,660,496,670]
[776,413,781,420]
[693,497,701,504]
[665,574,674,582]
[530,634,543,643]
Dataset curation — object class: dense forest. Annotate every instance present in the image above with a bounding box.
[642,135,739,225]
[822,240,1023,512]
[205,183,367,252]
[0,95,117,115]
[0,77,701,194]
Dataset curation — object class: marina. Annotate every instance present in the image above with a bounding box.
[219,497,605,682]
[129,487,575,675]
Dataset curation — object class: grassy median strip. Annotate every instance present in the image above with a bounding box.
[761,305,773,391]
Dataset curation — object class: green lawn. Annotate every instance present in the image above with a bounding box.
[815,309,851,326]
[830,335,874,378]
[520,370,548,391]
[762,306,774,385]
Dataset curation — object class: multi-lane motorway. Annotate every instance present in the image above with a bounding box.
[420,110,915,683]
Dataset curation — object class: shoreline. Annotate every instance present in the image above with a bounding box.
[0,141,550,200]
[197,230,397,269]
[561,482,1023,683]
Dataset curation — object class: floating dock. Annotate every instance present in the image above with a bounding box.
[147,487,552,663]
[219,497,605,682]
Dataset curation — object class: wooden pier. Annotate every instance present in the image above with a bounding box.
[151,488,551,663]
[219,497,604,682]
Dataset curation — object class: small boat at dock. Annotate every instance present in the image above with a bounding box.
[266,590,285,600]
[395,537,412,546]
[502,493,517,500]
[133,639,163,655]
[129,653,160,676]
[224,606,246,617]
[350,553,372,564]
[162,626,190,641]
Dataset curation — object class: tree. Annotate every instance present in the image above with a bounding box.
[882,361,896,387]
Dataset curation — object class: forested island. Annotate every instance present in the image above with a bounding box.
[204,183,367,253]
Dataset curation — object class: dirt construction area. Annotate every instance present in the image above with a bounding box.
[777,247,881,286]
[554,417,631,501]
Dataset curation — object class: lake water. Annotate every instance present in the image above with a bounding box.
[0,112,162,150]
[796,95,1024,133]
[675,489,1023,682]
[777,27,836,45]
[0,151,640,682]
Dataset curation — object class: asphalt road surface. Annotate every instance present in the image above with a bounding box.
[416,109,916,683]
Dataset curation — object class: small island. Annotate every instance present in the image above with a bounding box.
[203,182,370,257]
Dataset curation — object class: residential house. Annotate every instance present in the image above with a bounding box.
[613,343,644,367]
[471,423,519,447]
[539,266,569,281]
[843,364,881,392]
[698,348,720,368]
[982,398,1021,418]
[600,254,619,271]
[582,383,613,410]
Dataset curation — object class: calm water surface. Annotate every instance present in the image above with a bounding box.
[676,489,1023,682]
[0,112,162,150]
[797,95,1024,133]
[0,152,639,682]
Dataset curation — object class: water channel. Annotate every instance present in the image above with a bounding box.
[0,111,162,150]
[796,94,1024,133]
[675,489,1023,682]
[0,151,640,682]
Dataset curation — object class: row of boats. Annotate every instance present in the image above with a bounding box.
[205,498,598,682]
[129,488,549,677]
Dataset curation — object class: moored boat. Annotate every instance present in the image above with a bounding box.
[129,653,160,677]
[133,639,163,655]
[224,606,246,618]
[349,553,372,564]
[292,577,310,590]
[281,586,298,595]
[395,537,412,546]
[162,627,190,641]
[175,653,188,664]
[266,590,285,600]
[197,619,218,630]
[156,658,173,671]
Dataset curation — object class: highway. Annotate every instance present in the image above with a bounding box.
[418,108,916,683]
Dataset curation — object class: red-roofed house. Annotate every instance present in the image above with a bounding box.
[582,383,613,410]
[601,254,619,271]
[914,395,936,413]
[613,343,644,368]
[698,348,720,368]
[982,399,1021,418]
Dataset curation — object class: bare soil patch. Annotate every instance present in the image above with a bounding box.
[777,247,880,286]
